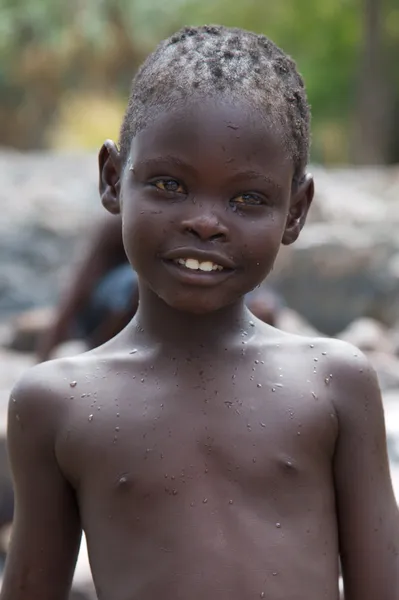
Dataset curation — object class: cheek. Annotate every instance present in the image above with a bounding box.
[242,216,286,264]
[121,205,157,271]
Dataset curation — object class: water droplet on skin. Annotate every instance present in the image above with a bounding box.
[119,476,128,485]
[260,593,265,598]
[16,414,20,422]
[254,359,259,364]
[203,498,208,504]
[272,387,276,392]
[324,377,330,385]
[190,501,195,507]
[286,461,293,468]
[312,392,317,399]
[322,351,327,356]
[309,344,314,348]
[70,396,74,400]
[115,426,120,432]
[314,358,318,362]
[249,321,255,327]
[70,381,77,388]
[141,378,145,383]
[88,414,93,421]
[260,422,266,428]
[276,522,281,528]
[272,572,278,576]
[297,431,301,436]
[229,499,234,504]
[257,383,262,388]
[116,413,120,417]
[253,457,257,463]
[173,490,178,496]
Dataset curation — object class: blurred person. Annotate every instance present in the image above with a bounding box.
[3,24,398,600]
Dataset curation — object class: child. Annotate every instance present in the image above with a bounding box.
[2,25,398,600]
[36,212,281,363]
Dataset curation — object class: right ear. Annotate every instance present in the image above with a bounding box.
[99,139,121,215]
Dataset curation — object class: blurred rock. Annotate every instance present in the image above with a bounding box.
[276,308,321,337]
[2,154,399,335]
[336,318,395,354]
[367,352,399,392]
[390,323,399,357]
[5,307,55,353]
[52,340,88,359]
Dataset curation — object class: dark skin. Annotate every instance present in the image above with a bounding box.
[36,217,278,363]
[2,97,398,600]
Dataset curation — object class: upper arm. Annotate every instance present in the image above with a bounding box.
[0,369,82,600]
[331,344,399,600]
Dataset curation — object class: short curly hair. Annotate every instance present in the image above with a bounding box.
[119,25,310,181]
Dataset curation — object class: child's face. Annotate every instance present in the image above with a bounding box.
[116,98,310,314]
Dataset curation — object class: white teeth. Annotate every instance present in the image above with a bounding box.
[185,258,199,270]
[174,258,224,272]
[199,261,213,272]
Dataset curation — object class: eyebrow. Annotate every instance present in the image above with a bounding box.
[132,158,282,190]
[228,170,282,190]
[131,156,198,176]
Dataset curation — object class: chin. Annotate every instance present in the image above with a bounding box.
[160,291,233,315]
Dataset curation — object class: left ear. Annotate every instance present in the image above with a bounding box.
[282,173,314,246]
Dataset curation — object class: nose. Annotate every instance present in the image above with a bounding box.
[181,205,229,242]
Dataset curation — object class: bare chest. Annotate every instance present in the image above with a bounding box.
[57,361,337,511]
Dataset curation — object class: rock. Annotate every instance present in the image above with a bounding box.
[336,318,395,354]
[269,222,399,335]
[276,308,321,337]
[390,323,399,357]
[52,340,88,360]
[383,393,399,503]
[2,154,399,335]
[5,307,55,353]
[367,352,399,392]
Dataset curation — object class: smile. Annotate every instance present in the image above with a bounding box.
[173,258,224,272]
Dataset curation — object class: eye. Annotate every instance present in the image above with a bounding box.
[231,193,264,206]
[153,179,185,194]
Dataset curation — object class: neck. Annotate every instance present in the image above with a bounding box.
[131,283,254,351]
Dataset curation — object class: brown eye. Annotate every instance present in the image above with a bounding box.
[232,193,264,206]
[154,179,185,193]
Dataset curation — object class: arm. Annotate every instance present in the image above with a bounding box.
[332,344,399,600]
[36,213,124,362]
[0,369,82,600]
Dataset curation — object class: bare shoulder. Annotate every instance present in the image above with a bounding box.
[9,355,90,434]
[267,327,379,412]
[310,336,380,413]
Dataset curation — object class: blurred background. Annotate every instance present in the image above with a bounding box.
[1,0,399,597]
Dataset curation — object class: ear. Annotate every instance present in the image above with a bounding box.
[282,173,314,246]
[99,139,122,215]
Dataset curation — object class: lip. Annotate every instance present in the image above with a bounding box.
[161,247,236,270]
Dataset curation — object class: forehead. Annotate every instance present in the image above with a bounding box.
[129,97,293,186]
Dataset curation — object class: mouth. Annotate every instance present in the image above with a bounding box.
[161,253,235,286]
[172,257,225,272]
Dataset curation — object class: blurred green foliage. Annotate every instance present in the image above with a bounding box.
[0,0,398,163]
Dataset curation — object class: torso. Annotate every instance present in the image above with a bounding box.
[54,328,340,600]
